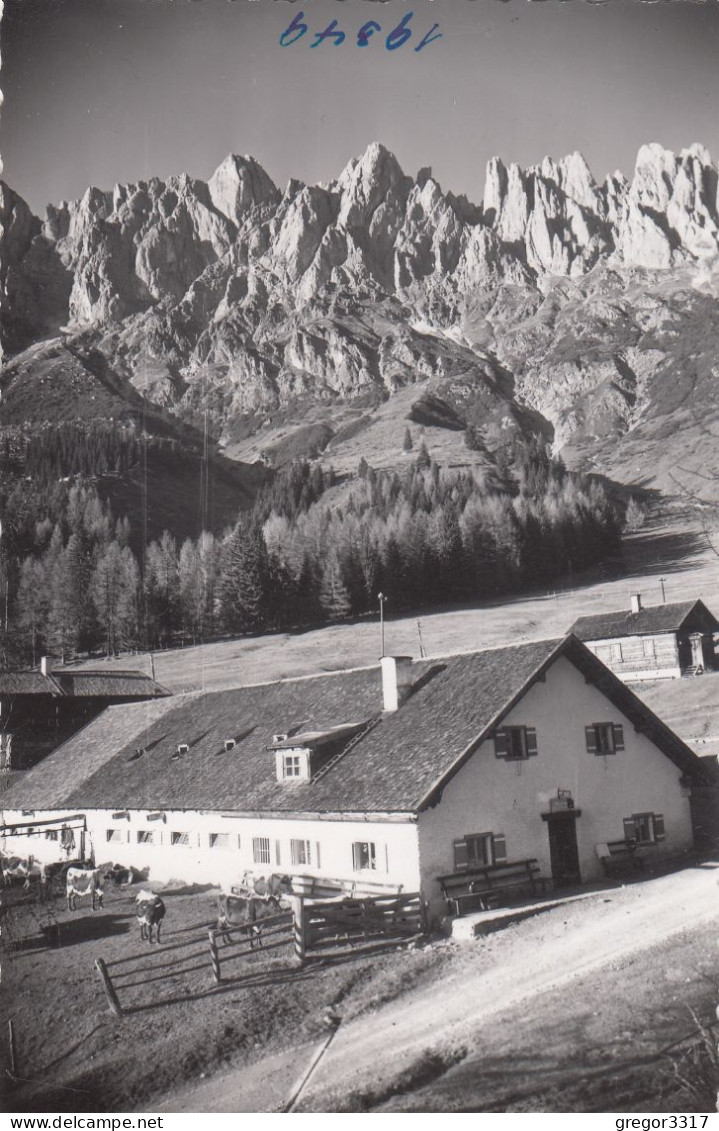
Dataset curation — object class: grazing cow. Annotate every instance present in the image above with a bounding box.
[135,891,166,944]
[66,866,105,911]
[216,891,284,947]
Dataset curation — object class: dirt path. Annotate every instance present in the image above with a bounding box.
[159,864,719,1112]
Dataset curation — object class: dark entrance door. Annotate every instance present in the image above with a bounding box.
[546,813,581,887]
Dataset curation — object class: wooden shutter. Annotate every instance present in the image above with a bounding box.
[623,817,637,842]
[492,834,507,863]
[525,727,538,757]
[612,724,625,752]
[585,725,598,754]
[494,729,508,758]
[275,839,281,866]
[453,838,469,871]
[653,814,665,841]
[315,841,321,868]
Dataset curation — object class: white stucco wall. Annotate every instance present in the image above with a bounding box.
[418,655,694,917]
[1,807,421,894]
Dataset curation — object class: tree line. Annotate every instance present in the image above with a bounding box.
[0,441,621,666]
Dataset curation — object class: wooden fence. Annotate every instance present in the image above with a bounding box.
[296,892,425,961]
[208,910,293,985]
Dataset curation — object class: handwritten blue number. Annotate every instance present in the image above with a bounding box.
[357,21,381,47]
[386,12,413,51]
[279,10,308,47]
[415,23,442,52]
[311,20,346,47]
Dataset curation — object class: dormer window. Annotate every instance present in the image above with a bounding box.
[173,743,189,760]
[224,739,236,752]
[283,753,302,779]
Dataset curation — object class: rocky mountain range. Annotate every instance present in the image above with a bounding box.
[4,140,719,512]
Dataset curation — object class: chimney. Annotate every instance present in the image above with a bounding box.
[40,656,53,677]
[381,656,413,712]
[630,593,642,615]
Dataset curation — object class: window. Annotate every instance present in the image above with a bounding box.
[352,842,377,871]
[45,830,59,841]
[610,643,623,662]
[623,812,665,845]
[106,829,124,843]
[494,726,538,761]
[224,739,236,752]
[253,836,271,865]
[209,833,230,849]
[171,831,190,846]
[454,833,507,871]
[643,639,656,658]
[291,839,312,866]
[585,723,624,756]
[137,830,154,845]
[282,753,302,779]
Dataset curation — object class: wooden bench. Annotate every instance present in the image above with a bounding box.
[438,859,546,918]
[596,839,645,879]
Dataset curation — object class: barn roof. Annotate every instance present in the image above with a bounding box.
[1,636,707,815]
[569,599,719,642]
[0,668,169,700]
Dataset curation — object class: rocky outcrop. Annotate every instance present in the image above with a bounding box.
[6,141,719,470]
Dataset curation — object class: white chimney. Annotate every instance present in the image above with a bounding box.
[630,593,642,615]
[40,656,53,677]
[381,656,413,712]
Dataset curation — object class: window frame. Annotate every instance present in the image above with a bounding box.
[106,828,124,844]
[253,836,272,865]
[290,838,312,866]
[209,832,230,850]
[282,753,302,779]
[454,832,507,872]
[171,831,190,847]
[352,841,377,872]
[136,829,154,845]
[624,812,665,846]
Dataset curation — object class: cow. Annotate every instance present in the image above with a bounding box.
[216,886,291,947]
[230,872,293,907]
[66,866,105,911]
[105,863,148,888]
[0,855,58,902]
[135,891,166,944]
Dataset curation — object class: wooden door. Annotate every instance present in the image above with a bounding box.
[547,813,581,888]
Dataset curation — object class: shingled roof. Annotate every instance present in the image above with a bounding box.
[0,668,169,699]
[2,636,707,815]
[569,599,719,642]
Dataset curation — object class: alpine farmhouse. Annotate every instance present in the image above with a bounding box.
[0,635,707,922]
[569,595,719,682]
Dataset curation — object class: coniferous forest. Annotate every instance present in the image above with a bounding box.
[0,433,621,667]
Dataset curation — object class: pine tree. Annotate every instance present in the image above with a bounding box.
[402,427,413,453]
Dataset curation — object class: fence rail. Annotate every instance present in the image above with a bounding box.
[299,893,424,960]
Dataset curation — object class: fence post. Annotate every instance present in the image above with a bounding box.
[292,895,306,965]
[8,1018,17,1078]
[208,928,221,985]
[94,957,122,1018]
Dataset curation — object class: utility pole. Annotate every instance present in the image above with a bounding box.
[378,592,387,657]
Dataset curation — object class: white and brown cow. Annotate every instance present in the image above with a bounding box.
[66,866,105,911]
[135,890,166,944]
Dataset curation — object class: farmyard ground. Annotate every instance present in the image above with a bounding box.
[2,863,719,1114]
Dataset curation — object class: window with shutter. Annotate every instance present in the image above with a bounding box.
[585,725,598,754]
[453,838,469,871]
[623,817,637,842]
[653,814,665,841]
[493,730,509,758]
[496,726,535,761]
[612,724,625,752]
[352,842,377,871]
[253,836,271,864]
[492,834,507,863]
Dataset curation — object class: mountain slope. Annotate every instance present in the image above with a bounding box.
[4,141,719,505]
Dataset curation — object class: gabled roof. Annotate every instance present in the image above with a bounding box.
[0,668,170,700]
[1,636,707,816]
[569,599,719,642]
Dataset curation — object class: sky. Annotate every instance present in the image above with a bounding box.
[3,0,719,215]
